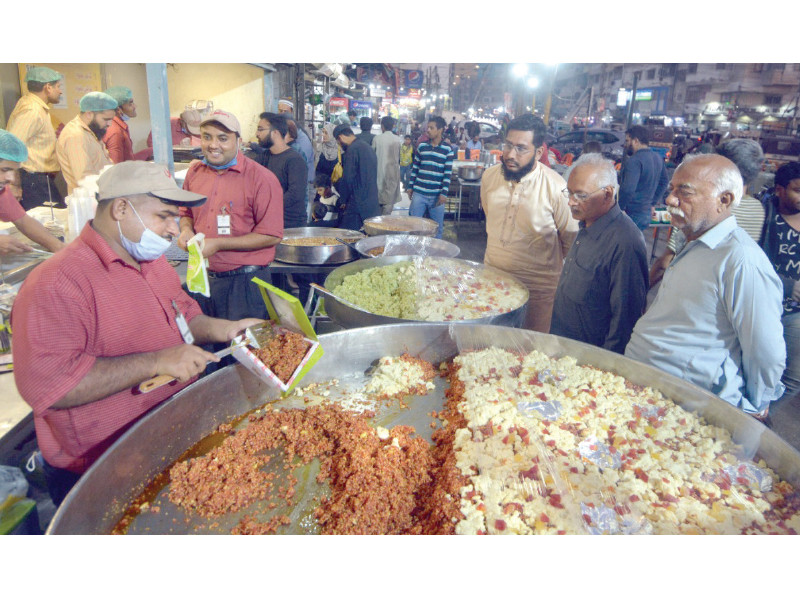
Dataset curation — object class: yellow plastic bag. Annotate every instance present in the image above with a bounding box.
[186,233,210,297]
[331,147,343,183]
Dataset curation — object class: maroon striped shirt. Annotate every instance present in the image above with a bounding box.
[11,222,202,473]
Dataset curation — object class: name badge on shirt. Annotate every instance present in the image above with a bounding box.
[217,214,231,236]
[173,300,194,345]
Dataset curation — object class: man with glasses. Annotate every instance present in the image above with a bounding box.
[481,114,578,332]
[625,154,785,420]
[550,154,648,353]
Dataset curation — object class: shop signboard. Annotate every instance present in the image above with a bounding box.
[351,100,373,111]
[408,89,422,99]
[405,70,423,89]
[329,97,348,109]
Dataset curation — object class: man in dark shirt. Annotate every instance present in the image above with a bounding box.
[550,153,648,353]
[618,125,669,231]
[332,124,379,231]
[356,117,375,147]
[255,112,308,228]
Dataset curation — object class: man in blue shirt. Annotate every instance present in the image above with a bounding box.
[407,116,454,239]
[618,125,669,231]
[625,154,785,419]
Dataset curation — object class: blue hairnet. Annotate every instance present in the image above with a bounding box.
[24,66,62,83]
[79,92,118,112]
[104,86,133,106]
[0,129,29,163]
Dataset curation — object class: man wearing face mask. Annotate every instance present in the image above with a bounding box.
[178,110,284,326]
[56,91,116,193]
[10,161,265,505]
[102,86,138,163]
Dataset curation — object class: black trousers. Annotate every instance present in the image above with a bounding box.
[19,170,66,211]
[42,460,82,507]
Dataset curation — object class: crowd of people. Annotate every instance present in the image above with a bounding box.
[3,66,800,509]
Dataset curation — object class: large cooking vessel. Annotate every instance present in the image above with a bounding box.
[362,215,437,237]
[457,162,485,181]
[322,255,528,329]
[353,234,460,258]
[274,227,365,265]
[47,324,800,534]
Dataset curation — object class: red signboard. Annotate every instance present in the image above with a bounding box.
[329,97,349,108]
[408,89,421,99]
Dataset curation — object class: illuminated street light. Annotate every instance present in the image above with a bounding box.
[528,77,539,89]
[512,63,528,77]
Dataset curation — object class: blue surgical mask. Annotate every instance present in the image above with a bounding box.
[121,113,131,122]
[117,201,171,262]
[202,154,238,170]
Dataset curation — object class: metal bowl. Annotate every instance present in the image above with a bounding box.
[353,234,460,258]
[362,215,438,237]
[458,163,485,181]
[275,227,365,265]
[322,255,528,329]
[47,324,800,534]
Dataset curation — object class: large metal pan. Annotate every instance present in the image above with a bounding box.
[47,324,800,534]
[275,227,365,265]
[353,234,460,258]
[322,256,528,329]
[362,215,437,237]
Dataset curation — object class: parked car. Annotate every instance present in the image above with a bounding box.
[459,120,502,145]
[550,129,626,160]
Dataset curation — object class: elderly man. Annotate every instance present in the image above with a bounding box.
[102,86,137,163]
[0,130,65,254]
[7,66,67,210]
[619,125,669,231]
[11,161,264,504]
[625,154,785,418]
[481,114,578,332]
[550,154,648,353]
[373,116,402,215]
[332,123,380,231]
[650,138,768,287]
[56,91,116,193]
[178,110,284,325]
[254,112,308,229]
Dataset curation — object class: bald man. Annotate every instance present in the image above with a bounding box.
[625,154,786,419]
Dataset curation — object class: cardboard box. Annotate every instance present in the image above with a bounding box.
[231,278,323,395]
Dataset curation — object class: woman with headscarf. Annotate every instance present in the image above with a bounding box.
[315,123,341,181]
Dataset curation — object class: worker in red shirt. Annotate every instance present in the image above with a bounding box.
[0,129,64,254]
[102,86,137,163]
[11,161,264,505]
[178,110,284,327]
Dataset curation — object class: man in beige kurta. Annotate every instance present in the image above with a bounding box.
[481,114,578,332]
[56,92,116,193]
[373,116,402,215]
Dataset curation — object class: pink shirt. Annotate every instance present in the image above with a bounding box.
[147,118,202,149]
[0,187,25,222]
[102,116,134,163]
[11,223,203,473]
[180,152,284,272]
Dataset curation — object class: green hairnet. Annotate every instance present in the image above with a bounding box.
[0,129,29,163]
[79,92,118,112]
[24,66,62,84]
[104,86,133,106]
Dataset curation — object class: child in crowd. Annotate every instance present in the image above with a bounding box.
[310,173,340,224]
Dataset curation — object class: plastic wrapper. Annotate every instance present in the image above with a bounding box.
[0,465,28,514]
[329,256,528,322]
[447,326,793,534]
[186,233,210,297]
[356,234,460,258]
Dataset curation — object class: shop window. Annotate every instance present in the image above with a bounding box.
[647,69,656,79]
[765,94,782,106]
[661,64,676,77]
[687,63,698,74]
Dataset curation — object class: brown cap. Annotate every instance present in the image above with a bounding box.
[96,161,207,207]
[200,109,241,136]
[179,109,202,135]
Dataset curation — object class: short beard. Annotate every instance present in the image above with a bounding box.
[259,136,274,150]
[89,122,107,140]
[502,158,536,183]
